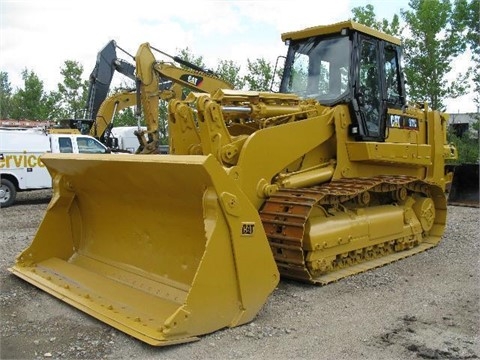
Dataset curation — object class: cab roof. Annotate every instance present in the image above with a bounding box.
[281,20,401,45]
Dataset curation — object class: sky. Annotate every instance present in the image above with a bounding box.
[0,0,475,114]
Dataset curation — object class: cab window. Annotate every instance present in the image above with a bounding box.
[384,45,402,105]
[359,39,381,137]
[285,36,350,104]
[58,137,73,153]
[77,137,107,154]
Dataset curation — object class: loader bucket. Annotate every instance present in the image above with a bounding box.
[9,153,279,346]
[447,163,479,207]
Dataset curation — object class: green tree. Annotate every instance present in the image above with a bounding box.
[112,107,137,127]
[56,60,89,118]
[43,91,63,119]
[463,0,480,109]
[214,60,244,89]
[448,130,479,163]
[401,0,469,110]
[9,69,51,120]
[108,84,137,127]
[158,103,169,144]
[0,71,12,118]
[243,58,274,91]
[464,0,480,151]
[352,4,401,36]
[176,47,207,69]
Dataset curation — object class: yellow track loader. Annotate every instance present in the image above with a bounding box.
[10,21,457,346]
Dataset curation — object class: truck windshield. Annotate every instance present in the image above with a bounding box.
[283,35,350,105]
[77,137,108,154]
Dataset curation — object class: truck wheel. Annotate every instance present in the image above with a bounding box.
[0,178,16,208]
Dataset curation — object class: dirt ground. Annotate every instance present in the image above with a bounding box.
[1,189,479,360]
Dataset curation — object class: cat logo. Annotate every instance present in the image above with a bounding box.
[388,114,419,130]
[180,74,203,87]
[241,222,255,236]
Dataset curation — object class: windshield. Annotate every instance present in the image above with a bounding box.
[282,35,351,104]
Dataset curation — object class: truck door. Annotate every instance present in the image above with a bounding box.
[9,131,53,189]
[24,154,51,188]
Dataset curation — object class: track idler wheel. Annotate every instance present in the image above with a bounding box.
[412,197,435,232]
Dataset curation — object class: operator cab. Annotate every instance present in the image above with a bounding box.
[280,20,406,142]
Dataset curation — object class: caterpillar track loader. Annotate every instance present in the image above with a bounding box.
[90,43,232,153]
[10,21,457,346]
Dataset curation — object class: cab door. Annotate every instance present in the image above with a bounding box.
[352,35,386,141]
[351,34,408,142]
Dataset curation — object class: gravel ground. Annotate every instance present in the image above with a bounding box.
[1,189,479,360]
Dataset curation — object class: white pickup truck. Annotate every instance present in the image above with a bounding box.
[0,128,109,207]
